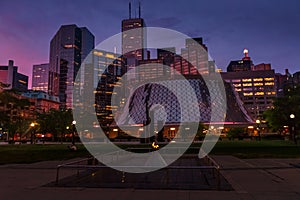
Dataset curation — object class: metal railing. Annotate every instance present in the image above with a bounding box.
[204,154,221,190]
[55,148,222,190]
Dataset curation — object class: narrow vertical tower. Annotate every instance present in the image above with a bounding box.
[129,2,131,19]
[138,1,141,18]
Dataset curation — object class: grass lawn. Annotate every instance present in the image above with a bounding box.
[0,140,300,164]
[0,144,90,165]
[209,140,300,158]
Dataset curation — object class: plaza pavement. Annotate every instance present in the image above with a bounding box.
[0,156,300,200]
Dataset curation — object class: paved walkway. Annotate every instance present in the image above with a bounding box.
[215,156,300,200]
[1,156,300,200]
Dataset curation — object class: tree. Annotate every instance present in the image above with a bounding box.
[264,87,300,135]
[36,109,73,142]
[0,90,32,142]
[226,128,247,140]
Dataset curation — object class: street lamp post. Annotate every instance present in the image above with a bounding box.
[30,122,35,144]
[72,121,76,146]
[256,119,261,141]
[66,126,70,143]
[290,114,296,144]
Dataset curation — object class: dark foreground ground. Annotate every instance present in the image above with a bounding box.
[1,156,300,200]
[1,141,300,199]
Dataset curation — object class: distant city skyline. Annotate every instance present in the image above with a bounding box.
[1,0,300,87]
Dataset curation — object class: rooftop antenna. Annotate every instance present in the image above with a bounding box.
[138,1,141,18]
[129,2,131,19]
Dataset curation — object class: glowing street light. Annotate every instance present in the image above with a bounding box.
[30,122,35,144]
[256,119,261,141]
[290,114,296,144]
[71,120,76,146]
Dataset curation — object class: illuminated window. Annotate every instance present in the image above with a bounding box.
[243,92,253,96]
[18,80,27,84]
[264,77,274,81]
[233,83,241,87]
[265,82,274,86]
[242,79,252,82]
[255,92,264,96]
[232,79,241,83]
[64,44,74,48]
[254,83,263,86]
[235,88,242,92]
[253,78,263,82]
[106,54,115,59]
[93,51,103,56]
[243,83,252,87]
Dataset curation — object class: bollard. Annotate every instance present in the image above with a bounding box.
[121,171,125,183]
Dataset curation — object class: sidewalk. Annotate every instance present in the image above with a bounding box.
[0,156,300,200]
[214,156,300,200]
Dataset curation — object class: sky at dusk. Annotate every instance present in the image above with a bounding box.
[1,0,300,87]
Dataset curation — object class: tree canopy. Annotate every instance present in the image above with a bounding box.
[36,109,73,141]
[264,87,300,132]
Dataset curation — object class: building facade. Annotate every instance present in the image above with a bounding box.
[173,38,209,75]
[32,63,49,92]
[253,63,271,71]
[48,24,94,109]
[222,49,278,120]
[76,49,124,131]
[137,59,164,82]
[221,70,277,120]
[0,60,28,92]
[22,90,60,113]
[227,49,253,72]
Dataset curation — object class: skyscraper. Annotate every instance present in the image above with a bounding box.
[121,2,146,79]
[49,24,94,109]
[32,63,49,92]
[173,38,209,75]
[74,49,124,136]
